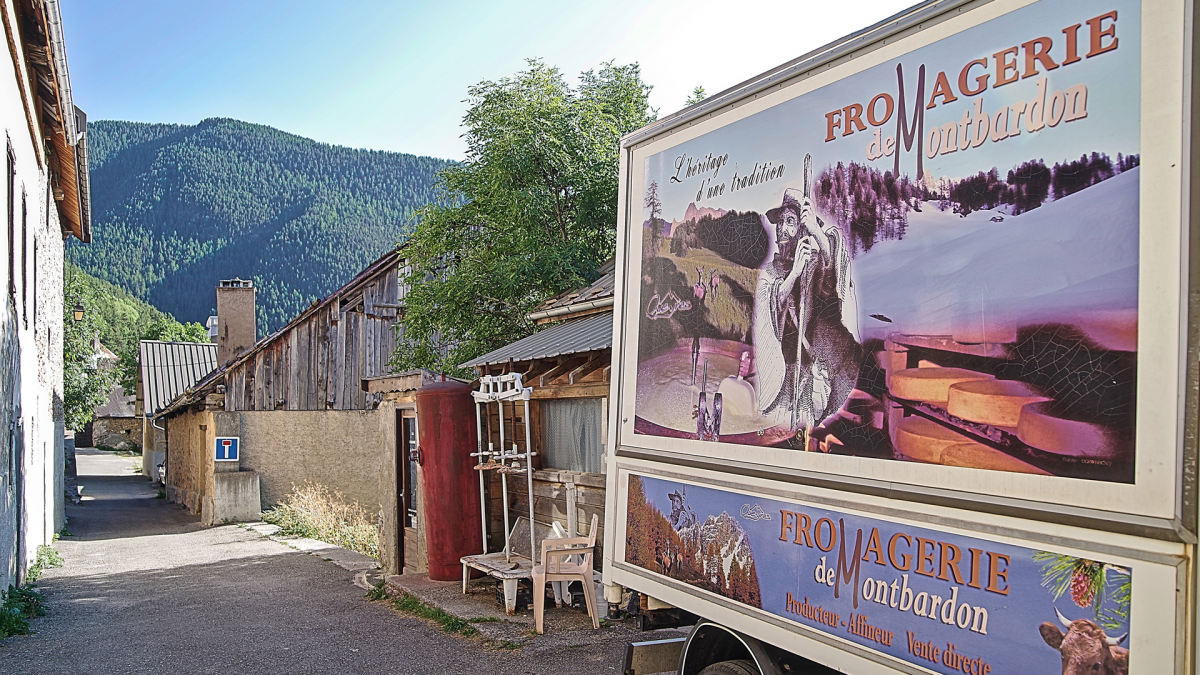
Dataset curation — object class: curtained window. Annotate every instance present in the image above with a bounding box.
[540,398,604,474]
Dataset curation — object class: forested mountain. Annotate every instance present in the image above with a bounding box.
[70,118,452,332]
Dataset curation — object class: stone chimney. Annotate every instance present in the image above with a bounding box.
[216,278,256,365]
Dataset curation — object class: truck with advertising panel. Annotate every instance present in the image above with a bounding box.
[601,0,1198,673]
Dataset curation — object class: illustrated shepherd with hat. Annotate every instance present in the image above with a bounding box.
[753,154,862,442]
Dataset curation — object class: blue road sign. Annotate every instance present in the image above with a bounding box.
[214,437,239,461]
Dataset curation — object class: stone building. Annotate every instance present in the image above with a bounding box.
[77,384,139,451]
[0,0,91,588]
[136,340,217,478]
[157,248,409,527]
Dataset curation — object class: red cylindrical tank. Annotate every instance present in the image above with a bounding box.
[415,380,483,581]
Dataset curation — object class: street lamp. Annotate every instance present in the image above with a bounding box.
[72,302,84,322]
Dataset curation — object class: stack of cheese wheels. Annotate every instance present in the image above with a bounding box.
[1017,400,1121,459]
[893,416,989,463]
[946,379,1051,428]
[889,367,993,406]
[893,416,1050,474]
[940,442,1051,475]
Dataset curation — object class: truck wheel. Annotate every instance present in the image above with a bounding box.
[698,659,759,675]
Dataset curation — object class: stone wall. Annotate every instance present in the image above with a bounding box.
[0,8,69,588]
[164,408,214,514]
[141,415,166,480]
[166,408,387,527]
[228,410,386,513]
[92,417,142,451]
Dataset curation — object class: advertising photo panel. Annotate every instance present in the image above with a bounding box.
[624,474,1136,675]
[632,0,1140,483]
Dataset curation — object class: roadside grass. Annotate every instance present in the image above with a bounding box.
[0,545,63,639]
[391,592,479,636]
[25,546,63,583]
[261,483,379,558]
[365,582,530,650]
[364,580,389,602]
[0,586,47,638]
[364,582,479,637]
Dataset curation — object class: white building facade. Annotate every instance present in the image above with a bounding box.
[0,0,90,589]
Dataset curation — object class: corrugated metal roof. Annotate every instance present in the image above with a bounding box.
[460,311,613,368]
[139,341,218,416]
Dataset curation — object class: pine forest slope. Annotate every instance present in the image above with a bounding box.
[71,118,452,332]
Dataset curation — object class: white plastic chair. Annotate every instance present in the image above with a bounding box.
[533,514,600,634]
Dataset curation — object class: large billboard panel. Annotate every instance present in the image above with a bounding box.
[631,0,1141,483]
[625,474,1134,675]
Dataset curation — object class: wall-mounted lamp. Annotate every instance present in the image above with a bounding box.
[72,302,84,322]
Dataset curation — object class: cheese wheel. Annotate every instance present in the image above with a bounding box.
[946,379,1051,427]
[941,443,1052,475]
[893,416,980,463]
[890,368,993,405]
[1016,401,1123,459]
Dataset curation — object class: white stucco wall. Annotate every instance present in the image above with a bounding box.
[0,0,70,589]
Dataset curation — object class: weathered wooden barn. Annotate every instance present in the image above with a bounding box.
[157,247,411,528]
[220,250,402,413]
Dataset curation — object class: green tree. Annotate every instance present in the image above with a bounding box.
[63,267,113,431]
[685,86,707,106]
[645,180,664,256]
[115,317,208,396]
[391,59,656,374]
[66,262,206,396]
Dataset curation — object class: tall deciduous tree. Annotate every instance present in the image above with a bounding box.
[391,59,656,374]
[63,267,113,431]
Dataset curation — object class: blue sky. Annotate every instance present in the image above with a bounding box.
[59,0,916,160]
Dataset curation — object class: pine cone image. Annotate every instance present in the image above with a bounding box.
[1069,560,1101,608]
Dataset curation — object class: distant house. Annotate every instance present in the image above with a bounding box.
[0,0,92,588]
[447,260,615,566]
[77,384,138,451]
[136,340,218,479]
[156,247,410,528]
[75,339,136,451]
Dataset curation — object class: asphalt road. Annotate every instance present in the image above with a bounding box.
[0,449,639,674]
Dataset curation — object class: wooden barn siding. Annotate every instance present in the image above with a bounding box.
[225,267,400,412]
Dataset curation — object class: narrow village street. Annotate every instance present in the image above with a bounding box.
[0,449,639,674]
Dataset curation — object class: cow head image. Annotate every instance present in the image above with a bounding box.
[1039,607,1129,675]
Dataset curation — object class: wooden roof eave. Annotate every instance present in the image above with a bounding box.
[217,245,407,376]
[4,0,89,241]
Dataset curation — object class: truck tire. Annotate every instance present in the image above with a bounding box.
[698,659,759,675]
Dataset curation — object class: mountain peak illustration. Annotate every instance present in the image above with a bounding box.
[679,511,756,595]
[682,202,727,223]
